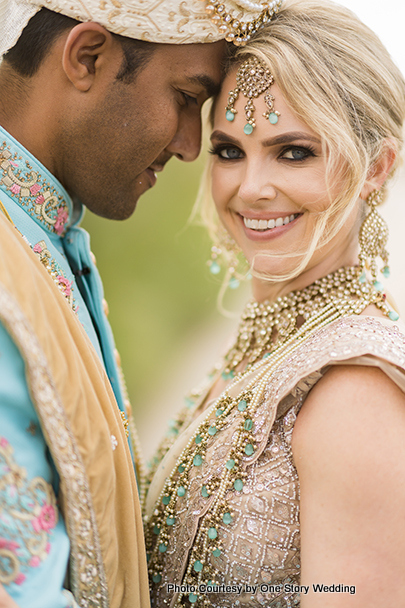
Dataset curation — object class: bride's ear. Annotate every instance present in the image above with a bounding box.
[360,138,398,200]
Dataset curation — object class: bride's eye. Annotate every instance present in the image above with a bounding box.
[280,146,315,161]
[209,145,243,160]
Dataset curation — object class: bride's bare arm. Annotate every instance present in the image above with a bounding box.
[292,365,405,607]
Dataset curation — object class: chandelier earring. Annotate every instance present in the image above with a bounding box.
[207,231,250,289]
[358,188,390,290]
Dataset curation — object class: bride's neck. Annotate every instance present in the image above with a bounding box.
[252,239,359,303]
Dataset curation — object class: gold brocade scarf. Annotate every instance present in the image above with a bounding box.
[0,213,150,608]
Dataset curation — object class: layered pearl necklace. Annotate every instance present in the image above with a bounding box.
[145,266,395,607]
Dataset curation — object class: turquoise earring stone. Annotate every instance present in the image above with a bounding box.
[389,311,400,321]
[209,260,221,275]
[226,110,235,122]
[229,276,240,289]
[243,123,254,135]
[268,112,279,124]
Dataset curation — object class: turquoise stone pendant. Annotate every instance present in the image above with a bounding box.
[234,479,244,491]
[245,443,254,456]
[193,454,203,466]
[229,276,240,289]
[223,512,233,524]
[268,112,279,124]
[226,110,235,122]
[238,399,247,411]
[208,527,217,539]
[209,260,220,275]
[243,123,254,135]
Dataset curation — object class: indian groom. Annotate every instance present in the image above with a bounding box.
[0,0,282,606]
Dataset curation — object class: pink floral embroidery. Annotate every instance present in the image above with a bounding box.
[54,208,69,236]
[9,160,18,168]
[32,504,56,533]
[30,184,42,196]
[35,194,45,206]
[0,438,58,585]
[10,184,21,195]
[0,538,20,552]
[14,573,26,585]
[33,243,43,253]
[56,276,73,297]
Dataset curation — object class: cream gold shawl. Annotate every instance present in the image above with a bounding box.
[0,213,150,608]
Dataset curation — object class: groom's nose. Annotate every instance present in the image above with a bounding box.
[166,112,202,162]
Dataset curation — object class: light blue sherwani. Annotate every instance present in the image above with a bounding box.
[0,125,133,607]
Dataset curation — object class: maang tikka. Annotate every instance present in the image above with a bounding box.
[225,56,280,135]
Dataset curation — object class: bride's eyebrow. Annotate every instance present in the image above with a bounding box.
[210,130,321,147]
[261,132,321,147]
[210,131,241,145]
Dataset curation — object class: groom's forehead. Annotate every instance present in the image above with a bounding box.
[150,42,225,94]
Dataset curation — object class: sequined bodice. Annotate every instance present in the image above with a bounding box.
[146,317,405,608]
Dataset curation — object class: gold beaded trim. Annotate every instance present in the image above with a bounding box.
[205,0,283,46]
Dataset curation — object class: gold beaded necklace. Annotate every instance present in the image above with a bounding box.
[145,265,394,607]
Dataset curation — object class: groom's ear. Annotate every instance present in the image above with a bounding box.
[62,22,120,92]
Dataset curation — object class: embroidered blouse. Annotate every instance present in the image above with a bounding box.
[146,316,405,608]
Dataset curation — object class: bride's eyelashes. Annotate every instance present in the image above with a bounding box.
[209,143,317,162]
[209,144,243,160]
[278,145,316,161]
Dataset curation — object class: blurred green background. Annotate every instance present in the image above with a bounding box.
[81,151,243,456]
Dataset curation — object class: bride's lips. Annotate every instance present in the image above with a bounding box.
[239,212,302,241]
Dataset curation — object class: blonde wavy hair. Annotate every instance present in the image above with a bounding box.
[198,0,405,284]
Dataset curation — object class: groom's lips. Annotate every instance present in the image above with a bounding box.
[145,167,157,187]
[146,161,167,187]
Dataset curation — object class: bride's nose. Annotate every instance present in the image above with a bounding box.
[237,162,278,206]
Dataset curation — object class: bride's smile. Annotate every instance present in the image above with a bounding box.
[210,77,360,300]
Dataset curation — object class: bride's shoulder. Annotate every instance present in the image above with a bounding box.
[291,313,405,470]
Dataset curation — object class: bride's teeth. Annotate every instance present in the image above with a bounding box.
[243,214,297,231]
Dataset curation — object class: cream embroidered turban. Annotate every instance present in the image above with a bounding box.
[0,0,282,57]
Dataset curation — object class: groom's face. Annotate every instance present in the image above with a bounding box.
[62,40,225,220]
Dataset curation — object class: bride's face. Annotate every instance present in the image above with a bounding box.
[210,67,359,283]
